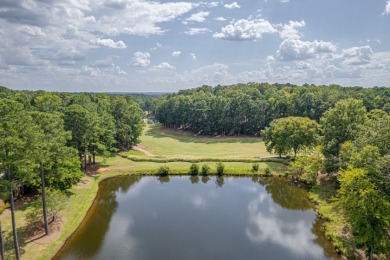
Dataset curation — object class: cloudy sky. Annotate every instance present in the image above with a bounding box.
[0,0,389,92]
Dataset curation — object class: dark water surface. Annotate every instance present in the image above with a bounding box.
[55,176,340,260]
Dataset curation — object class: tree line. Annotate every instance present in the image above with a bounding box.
[0,86,144,259]
[153,83,390,136]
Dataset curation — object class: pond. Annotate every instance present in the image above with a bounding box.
[54,176,340,260]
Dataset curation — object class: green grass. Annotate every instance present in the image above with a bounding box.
[139,124,271,158]
[100,156,287,175]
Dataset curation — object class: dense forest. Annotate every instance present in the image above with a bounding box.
[154,83,390,136]
[0,86,144,259]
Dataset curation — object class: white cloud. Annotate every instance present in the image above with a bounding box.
[279,20,305,39]
[132,52,151,67]
[280,0,290,3]
[184,11,210,23]
[385,1,390,14]
[91,38,127,48]
[151,62,176,71]
[207,2,220,8]
[341,46,374,65]
[213,19,277,41]
[172,51,182,57]
[276,38,337,61]
[215,17,227,21]
[224,2,241,9]
[185,27,211,35]
[190,53,197,60]
[18,25,45,36]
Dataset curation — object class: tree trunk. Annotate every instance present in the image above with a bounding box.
[92,146,96,164]
[84,152,87,173]
[0,221,4,260]
[8,166,20,260]
[40,162,49,235]
[369,235,373,260]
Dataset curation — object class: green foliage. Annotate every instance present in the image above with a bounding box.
[252,163,259,172]
[27,189,69,224]
[264,167,272,176]
[216,162,225,175]
[0,202,10,214]
[262,116,319,157]
[188,163,199,175]
[336,168,390,257]
[321,99,367,158]
[289,148,324,185]
[201,164,210,176]
[157,165,170,176]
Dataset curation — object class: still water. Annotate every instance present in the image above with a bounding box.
[55,176,340,260]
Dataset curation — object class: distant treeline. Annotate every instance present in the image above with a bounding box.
[153,83,390,136]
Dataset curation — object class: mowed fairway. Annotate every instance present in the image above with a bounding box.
[138,124,270,158]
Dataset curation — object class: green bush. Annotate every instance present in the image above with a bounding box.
[252,163,259,172]
[264,167,272,176]
[188,163,199,175]
[157,165,170,176]
[216,162,225,176]
[201,164,210,176]
[0,202,10,214]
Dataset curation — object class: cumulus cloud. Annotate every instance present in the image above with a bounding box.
[341,46,373,65]
[183,11,210,23]
[190,53,197,60]
[150,62,176,71]
[172,51,182,57]
[279,20,305,39]
[385,1,390,14]
[91,38,127,48]
[215,17,227,21]
[213,19,277,41]
[18,25,45,36]
[185,27,211,35]
[132,52,151,67]
[224,2,241,9]
[276,38,337,61]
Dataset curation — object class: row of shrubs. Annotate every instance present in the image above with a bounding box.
[157,163,272,176]
[121,154,289,165]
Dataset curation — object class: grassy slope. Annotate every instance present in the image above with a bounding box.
[0,124,287,259]
[139,124,270,158]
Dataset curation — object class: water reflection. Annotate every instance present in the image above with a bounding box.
[245,192,324,258]
[55,176,339,260]
[189,175,199,184]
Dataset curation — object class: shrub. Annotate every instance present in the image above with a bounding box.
[0,202,10,214]
[252,163,259,172]
[188,163,199,175]
[216,162,225,176]
[264,167,272,176]
[157,165,170,176]
[201,164,210,176]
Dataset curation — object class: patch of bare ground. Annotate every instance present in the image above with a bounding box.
[0,195,36,220]
[133,145,154,156]
[26,216,65,245]
[76,178,91,188]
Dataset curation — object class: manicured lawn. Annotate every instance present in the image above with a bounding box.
[139,124,270,158]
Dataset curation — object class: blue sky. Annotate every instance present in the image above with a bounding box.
[0,0,389,92]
